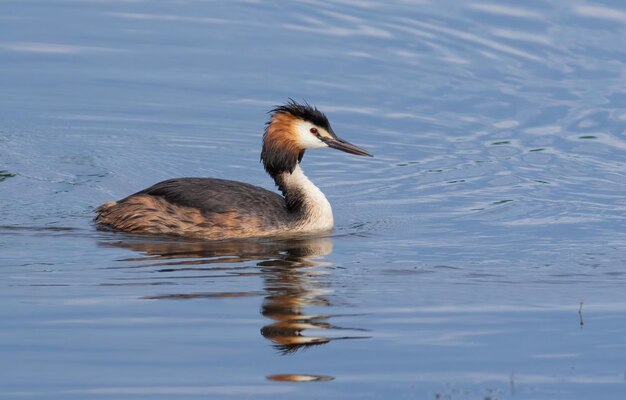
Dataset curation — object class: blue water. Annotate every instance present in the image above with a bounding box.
[1,1,626,398]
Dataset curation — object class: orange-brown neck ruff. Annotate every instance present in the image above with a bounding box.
[261,112,304,177]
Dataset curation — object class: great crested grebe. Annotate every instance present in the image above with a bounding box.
[95,101,372,240]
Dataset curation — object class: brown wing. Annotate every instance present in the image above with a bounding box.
[134,178,286,216]
[95,178,289,239]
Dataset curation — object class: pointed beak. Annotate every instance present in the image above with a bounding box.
[324,136,373,157]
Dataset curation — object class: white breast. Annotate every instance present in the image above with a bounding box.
[281,165,334,233]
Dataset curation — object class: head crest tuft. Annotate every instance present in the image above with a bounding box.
[269,99,332,132]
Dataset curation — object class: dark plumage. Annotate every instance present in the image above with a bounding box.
[260,142,303,177]
[137,178,285,216]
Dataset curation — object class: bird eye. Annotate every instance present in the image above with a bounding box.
[310,127,319,135]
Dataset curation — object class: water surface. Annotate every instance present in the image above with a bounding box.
[1,1,626,399]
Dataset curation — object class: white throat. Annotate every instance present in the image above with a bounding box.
[280,165,334,233]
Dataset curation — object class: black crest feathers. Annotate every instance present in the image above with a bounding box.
[269,100,332,133]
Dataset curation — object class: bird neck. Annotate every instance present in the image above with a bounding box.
[272,165,334,229]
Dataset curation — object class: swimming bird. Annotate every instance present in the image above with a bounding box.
[95,101,373,240]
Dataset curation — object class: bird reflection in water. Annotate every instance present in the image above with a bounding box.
[102,236,368,354]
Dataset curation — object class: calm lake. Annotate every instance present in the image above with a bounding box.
[1,0,626,399]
